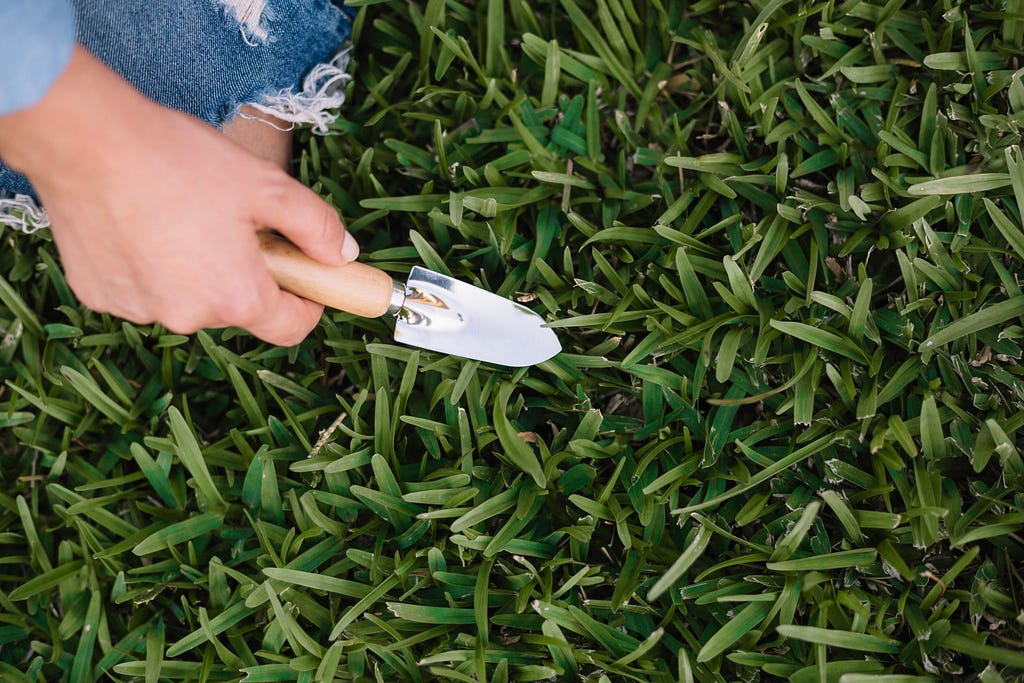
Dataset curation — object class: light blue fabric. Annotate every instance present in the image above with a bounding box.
[0,0,76,117]
[0,1,355,200]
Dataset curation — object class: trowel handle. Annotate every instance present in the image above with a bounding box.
[259,232,399,319]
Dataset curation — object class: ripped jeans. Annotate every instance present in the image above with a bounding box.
[0,0,354,231]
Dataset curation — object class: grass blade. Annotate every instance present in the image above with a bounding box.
[776,625,902,654]
[648,521,713,601]
[168,406,227,514]
[697,601,772,663]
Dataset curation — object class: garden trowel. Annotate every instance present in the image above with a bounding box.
[259,233,560,367]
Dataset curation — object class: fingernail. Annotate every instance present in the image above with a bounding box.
[341,233,360,261]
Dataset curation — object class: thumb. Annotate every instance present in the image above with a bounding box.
[253,173,359,265]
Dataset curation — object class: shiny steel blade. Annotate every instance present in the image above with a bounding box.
[391,267,560,367]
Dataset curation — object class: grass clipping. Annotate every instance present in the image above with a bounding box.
[2,1,1024,681]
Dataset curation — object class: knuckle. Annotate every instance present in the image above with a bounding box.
[319,206,335,242]
[256,305,319,347]
[65,274,100,311]
[76,290,110,315]
[214,289,264,326]
[160,312,202,335]
[260,166,295,202]
[322,207,344,245]
[315,211,343,255]
[74,289,103,312]
[118,306,153,326]
[273,330,307,348]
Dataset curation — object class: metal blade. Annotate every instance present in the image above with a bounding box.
[392,267,560,367]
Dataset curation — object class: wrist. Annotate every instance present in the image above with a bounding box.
[0,46,153,179]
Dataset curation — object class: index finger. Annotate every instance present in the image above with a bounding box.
[253,171,359,266]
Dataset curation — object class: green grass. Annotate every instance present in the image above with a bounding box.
[2,0,1024,680]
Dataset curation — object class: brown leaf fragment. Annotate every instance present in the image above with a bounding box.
[825,257,846,282]
[970,346,993,367]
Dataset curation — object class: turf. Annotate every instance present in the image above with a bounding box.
[2,0,1024,681]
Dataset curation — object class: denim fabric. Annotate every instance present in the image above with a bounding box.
[0,1,76,118]
[0,0,355,200]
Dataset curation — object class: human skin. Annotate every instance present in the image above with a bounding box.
[224,105,294,171]
[0,45,359,346]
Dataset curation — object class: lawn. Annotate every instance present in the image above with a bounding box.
[2,0,1024,681]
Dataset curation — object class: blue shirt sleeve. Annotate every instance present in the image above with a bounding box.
[0,1,76,116]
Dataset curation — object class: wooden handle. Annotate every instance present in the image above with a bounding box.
[259,233,397,318]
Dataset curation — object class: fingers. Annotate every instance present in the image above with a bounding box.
[253,170,359,266]
[69,230,327,346]
[244,175,348,345]
[212,260,325,347]
[155,281,323,347]
[243,290,325,347]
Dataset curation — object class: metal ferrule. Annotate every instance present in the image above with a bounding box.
[386,280,408,317]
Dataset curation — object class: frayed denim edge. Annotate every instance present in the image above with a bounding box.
[217,0,272,46]
[237,47,352,135]
[0,193,49,234]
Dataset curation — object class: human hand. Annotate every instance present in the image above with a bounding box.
[0,46,358,346]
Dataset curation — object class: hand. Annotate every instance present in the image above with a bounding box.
[0,46,358,346]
